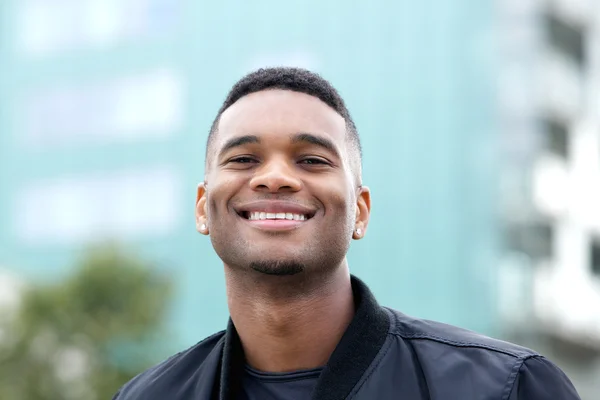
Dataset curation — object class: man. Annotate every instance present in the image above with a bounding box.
[112,67,580,399]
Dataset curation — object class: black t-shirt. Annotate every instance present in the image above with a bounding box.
[237,365,323,400]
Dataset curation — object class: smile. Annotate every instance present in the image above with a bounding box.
[235,201,316,231]
[245,211,308,221]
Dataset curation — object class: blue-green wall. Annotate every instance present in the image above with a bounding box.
[0,0,498,350]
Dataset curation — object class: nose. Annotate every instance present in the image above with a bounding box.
[249,157,302,193]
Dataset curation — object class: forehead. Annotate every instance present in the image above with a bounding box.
[216,89,347,147]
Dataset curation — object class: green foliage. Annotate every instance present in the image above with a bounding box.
[0,245,174,400]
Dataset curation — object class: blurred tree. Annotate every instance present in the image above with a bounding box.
[0,245,174,400]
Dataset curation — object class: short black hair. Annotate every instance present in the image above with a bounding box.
[205,67,362,182]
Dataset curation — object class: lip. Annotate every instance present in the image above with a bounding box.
[234,200,317,232]
[242,218,307,231]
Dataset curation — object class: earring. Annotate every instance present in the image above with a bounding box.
[356,228,362,236]
[200,223,207,231]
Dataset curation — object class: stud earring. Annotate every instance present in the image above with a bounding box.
[356,228,362,236]
[200,224,207,231]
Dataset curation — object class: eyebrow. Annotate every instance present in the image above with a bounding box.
[219,135,260,155]
[217,132,341,158]
[291,133,340,158]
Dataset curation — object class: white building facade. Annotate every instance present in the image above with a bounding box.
[497,0,600,397]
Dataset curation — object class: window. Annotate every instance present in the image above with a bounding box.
[17,0,181,57]
[20,69,184,148]
[545,13,585,67]
[505,222,554,260]
[13,167,182,245]
[590,238,600,276]
[543,118,569,159]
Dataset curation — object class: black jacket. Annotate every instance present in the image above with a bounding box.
[113,276,581,399]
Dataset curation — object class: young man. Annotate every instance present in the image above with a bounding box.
[112,68,580,399]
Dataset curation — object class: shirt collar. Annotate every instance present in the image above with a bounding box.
[217,275,390,400]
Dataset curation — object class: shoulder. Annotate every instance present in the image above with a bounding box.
[113,330,226,400]
[509,354,580,399]
[383,308,580,398]
[385,307,536,359]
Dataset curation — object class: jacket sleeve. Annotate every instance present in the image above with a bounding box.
[507,356,580,399]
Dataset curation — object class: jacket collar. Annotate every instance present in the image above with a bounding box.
[217,275,390,400]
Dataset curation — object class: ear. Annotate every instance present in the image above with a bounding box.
[352,185,371,240]
[195,182,209,235]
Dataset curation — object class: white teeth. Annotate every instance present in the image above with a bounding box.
[247,211,308,221]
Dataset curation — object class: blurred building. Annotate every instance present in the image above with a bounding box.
[497,0,600,397]
[0,0,598,397]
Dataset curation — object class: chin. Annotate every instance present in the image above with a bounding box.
[249,260,306,276]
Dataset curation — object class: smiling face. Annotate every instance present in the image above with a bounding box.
[196,89,370,277]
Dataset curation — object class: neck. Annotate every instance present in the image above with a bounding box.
[225,264,355,373]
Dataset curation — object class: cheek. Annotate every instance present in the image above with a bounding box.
[207,196,219,221]
[206,184,233,221]
[323,186,355,219]
[205,173,244,219]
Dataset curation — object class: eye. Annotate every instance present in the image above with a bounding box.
[229,156,258,164]
[299,157,330,165]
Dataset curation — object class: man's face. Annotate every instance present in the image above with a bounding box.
[196,89,370,276]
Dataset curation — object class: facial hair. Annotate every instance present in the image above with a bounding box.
[249,260,305,276]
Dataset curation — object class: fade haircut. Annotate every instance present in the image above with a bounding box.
[205,67,363,183]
